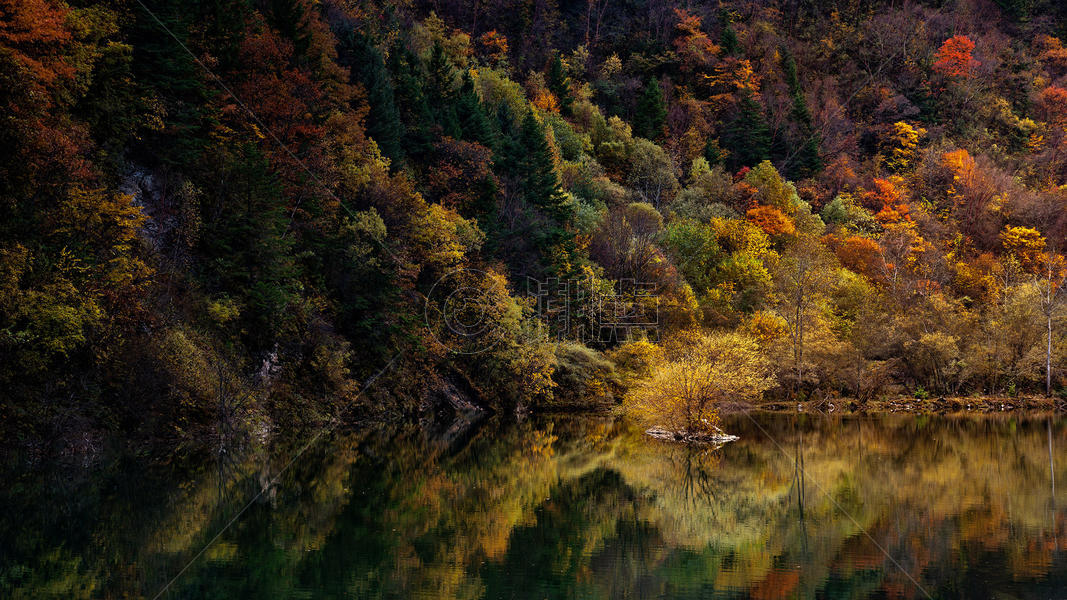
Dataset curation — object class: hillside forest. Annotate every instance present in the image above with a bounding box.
[4,0,1067,447]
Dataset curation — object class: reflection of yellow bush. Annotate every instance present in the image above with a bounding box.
[624,330,772,436]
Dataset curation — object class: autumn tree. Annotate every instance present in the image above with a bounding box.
[933,35,979,79]
[1000,226,1046,274]
[661,218,722,296]
[772,234,837,397]
[673,8,718,74]
[425,137,497,217]
[869,177,911,224]
[883,122,924,172]
[590,202,665,284]
[877,222,931,311]
[0,0,74,84]
[830,235,884,282]
[1038,251,1067,395]
[625,330,772,439]
[477,30,509,65]
[627,137,679,207]
[1038,86,1067,129]
[1036,35,1067,77]
[0,0,155,399]
[746,205,796,238]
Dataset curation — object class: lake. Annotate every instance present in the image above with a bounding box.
[3,411,1067,599]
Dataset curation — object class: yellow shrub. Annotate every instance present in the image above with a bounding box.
[624,330,772,437]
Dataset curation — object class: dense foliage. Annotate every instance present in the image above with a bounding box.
[4,0,1067,446]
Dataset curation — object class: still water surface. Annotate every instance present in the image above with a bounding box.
[4,412,1067,599]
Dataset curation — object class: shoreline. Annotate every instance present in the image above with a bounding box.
[533,395,1066,420]
[746,395,1064,416]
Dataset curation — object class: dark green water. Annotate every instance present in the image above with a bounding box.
[3,411,1067,599]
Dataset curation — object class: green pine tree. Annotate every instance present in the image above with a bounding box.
[129,1,214,166]
[704,138,723,166]
[491,102,521,170]
[425,42,461,137]
[202,0,249,69]
[720,21,740,55]
[518,112,569,222]
[547,53,573,116]
[492,108,575,274]
[519,111,574,271]
[200,145,298,349]
[343,34,405,166]
[794,136,822,178]
[456,73,493,146]
[781,47,821,178]
[723,91,771,171]
[782,47,800,92]
[633,76,667,140]
[388,43,435,160]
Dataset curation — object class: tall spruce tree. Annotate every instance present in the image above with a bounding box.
[425,42,461,137]
[547,53,573,116]
[456,73,493,146]
[723,91,771,170]
[200,145,298,349]
[633,76,667,140]
[342,34,405,166]
[519,111,574,271]
[704,138,723,166]
[491,108,575,274]
[720,15,740,56]
[492,102,522,172]
[129,1,214,166]
[388,43,435,160]
[781,48,821,178]
[518,112,569,222]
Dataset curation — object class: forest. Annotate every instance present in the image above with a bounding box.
[4,0,1067,449]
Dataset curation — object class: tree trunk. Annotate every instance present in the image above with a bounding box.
[1049,309,1054,397]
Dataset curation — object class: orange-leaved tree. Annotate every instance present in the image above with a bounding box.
[830,235,884,283]
[933,35,979,79]
[868,177,911,224]
[673,8,718,74]
[1038,86,1067,128]
[746,204,796,237]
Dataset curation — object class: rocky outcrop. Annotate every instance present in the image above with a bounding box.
[645,426,739,445]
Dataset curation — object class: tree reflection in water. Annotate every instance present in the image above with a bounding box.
[4,412,1067,598]
[664,441,724,508]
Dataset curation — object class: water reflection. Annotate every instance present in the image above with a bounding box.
[3,412,1067,598]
